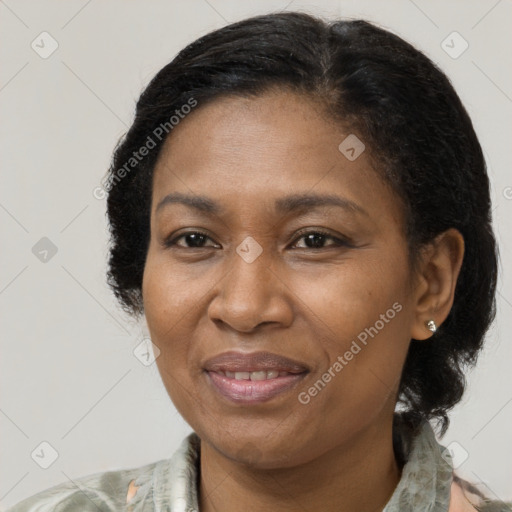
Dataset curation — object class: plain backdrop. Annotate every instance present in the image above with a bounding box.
[1,0,511,508]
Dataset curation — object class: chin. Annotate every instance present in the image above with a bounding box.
[200,424,317,470]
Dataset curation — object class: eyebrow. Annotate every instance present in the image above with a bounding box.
[155,192,368,217]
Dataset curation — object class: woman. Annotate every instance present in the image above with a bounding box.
[8,11,510,512]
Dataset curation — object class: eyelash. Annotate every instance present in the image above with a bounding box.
[163,228,352,250]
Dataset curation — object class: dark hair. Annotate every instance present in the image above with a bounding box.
[105,12,498,433]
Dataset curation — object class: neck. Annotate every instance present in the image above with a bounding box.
[199,419,401,512]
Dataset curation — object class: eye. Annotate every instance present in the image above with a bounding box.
[163,229,351,250]
[163,231,219,249]
[290,229,351,250]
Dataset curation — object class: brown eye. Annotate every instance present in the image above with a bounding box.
[291,229,351,249]
[164,231,219,249]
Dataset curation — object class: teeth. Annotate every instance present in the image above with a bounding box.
[249,371,267,381]
[221,370,287,380]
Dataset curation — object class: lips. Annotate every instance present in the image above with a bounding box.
[203,351,310,373]
[203,351,309,404]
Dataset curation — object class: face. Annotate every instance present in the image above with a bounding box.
[142,89,417,469]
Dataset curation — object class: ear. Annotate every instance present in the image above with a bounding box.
[410,228,465,341]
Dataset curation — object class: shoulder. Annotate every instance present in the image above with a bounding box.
[6,459,163,512]
[7,433,202,512]
[449,478,512,512]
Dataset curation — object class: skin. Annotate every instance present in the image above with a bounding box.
[141,88,464,512]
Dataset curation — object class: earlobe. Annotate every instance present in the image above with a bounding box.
[410,228,465,341]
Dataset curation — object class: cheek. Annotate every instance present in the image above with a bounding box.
[142,257,203,418]
[292,253,411,403]
[141,257,193,378]
[294,300,410,450]
[291,253,408,339]
[142,253,201,333]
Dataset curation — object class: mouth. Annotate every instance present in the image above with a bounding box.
[203,351,310,404]
[211,369,300,380]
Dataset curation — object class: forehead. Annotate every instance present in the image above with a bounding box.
[151,89,403,227]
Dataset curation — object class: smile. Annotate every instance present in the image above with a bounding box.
[205,370,308,404]
[202,350,310,404]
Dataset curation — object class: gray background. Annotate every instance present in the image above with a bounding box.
[1,0,511,508]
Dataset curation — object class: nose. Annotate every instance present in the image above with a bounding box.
[207,249,293,333]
